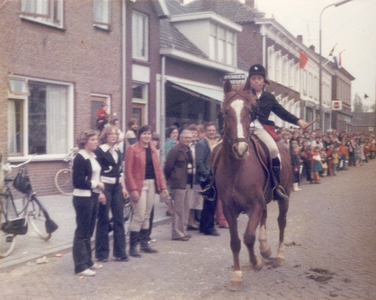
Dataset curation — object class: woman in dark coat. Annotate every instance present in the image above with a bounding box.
[95,126,129,262]
[72,130,106,276]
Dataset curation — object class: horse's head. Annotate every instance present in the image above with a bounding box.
[222,79,256,159]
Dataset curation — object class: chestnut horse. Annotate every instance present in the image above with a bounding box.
[212,79,291,291]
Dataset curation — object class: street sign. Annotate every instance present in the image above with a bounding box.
[223,73,246,85]
[332,100,343,110]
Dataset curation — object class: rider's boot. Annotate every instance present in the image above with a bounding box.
[271,157,289,201]
[198,177,217,201]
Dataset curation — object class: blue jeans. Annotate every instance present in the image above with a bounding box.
[339,155,347,170]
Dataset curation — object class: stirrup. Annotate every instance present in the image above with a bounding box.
[272,186,288,201]
[199,185,215,199]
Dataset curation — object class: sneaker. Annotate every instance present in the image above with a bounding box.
[79,268,96,276]
[90,263,103,270]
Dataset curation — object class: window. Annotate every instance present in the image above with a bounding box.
[308,73,313,98]
[20,0,63,28]
[94,0,111,30]
[275,51,281,83]
[209,23,236,66]
[132,83,148,125]
[282,55,288,85]
[267,46,275,81]
[132,11,149,61]
[303,70,307,96]
[8,77,72,156]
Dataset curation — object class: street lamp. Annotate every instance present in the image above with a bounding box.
[319,0,353,130]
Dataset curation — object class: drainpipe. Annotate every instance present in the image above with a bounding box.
[121,0,127,134]
[160,55,166,166]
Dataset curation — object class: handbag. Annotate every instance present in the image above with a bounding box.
[13,165,32,194]
[1,218,28,235]
[321,162,328,170]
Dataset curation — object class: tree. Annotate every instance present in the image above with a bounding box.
[353,93,364,112]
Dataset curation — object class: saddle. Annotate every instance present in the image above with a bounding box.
[211,134,278,202]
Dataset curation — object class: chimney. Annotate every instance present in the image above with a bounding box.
[245,0,255,8]
[309,45,315,51]
[297,35,303,43]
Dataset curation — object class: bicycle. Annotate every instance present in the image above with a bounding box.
[0,156,58,258]
[55,148,78,196]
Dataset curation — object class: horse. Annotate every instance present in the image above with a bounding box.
[211,79,292,291]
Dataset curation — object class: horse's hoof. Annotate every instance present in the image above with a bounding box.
[252,256,265,271]
[261,246,272,259]
[228,270,243,291]
[273,257,285,267]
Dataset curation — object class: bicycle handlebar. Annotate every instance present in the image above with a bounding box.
[9,154,37,169]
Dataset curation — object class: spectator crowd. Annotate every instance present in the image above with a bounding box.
[71,107,376,276]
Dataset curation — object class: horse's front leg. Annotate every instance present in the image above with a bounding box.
[245,202,265,271]
[223,206,242,291]
[275,199,289,267]
[258,208,272,259]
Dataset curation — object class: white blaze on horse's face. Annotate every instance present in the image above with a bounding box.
[230,99,249,158]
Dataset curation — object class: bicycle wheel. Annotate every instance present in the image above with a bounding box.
[0,198,17,258]
[55,168,73,196]
[28,197,51,241]
[123,199,133,236]
[0,230,16,258]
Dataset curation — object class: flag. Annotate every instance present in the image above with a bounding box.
[299,49,308,69]
[333,56,339,69]
[329,43,337,56]
[364,94,369,99]
[339,50,345,68]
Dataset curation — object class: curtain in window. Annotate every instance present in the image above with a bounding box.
[46,85,67,154]
[21,0,49,15]
[8,101,17,153]
[94,0,110,24]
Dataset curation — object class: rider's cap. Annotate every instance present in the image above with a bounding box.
[249,64,266,77]
[249,64,270,85]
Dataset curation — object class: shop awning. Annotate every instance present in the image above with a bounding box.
[168,80,224,102]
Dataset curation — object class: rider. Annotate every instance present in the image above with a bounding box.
[248,64,308,200]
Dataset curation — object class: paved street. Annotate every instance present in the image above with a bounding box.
[1,161,376,299]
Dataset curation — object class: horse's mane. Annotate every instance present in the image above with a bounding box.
[223,80,257,108]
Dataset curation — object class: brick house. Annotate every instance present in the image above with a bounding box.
[330,65,355,132]
[0,0,163,196]
[351,112,376,136]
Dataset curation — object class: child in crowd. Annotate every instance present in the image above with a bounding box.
[332,148,339,176]
[291,145,302,191]
[326,145,334,176]
[312,146,322,184]
[320,148,328,177]
[338,140,349,170]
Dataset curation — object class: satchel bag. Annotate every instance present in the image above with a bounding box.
[1,218,28,235]
[13,165,32,194]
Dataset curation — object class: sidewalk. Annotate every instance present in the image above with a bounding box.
[0,194,171,271]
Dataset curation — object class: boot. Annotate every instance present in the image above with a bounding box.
[140,229,158,253]
[271,158,289,201]
[198,176,216,201]
[129,231,142,258]
[314,173,321,184]
[292,182,301,192]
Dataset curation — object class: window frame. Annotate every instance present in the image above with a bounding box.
[7,75,74,162]
[93,0,111,31]
[209,22,236,66]
[132,82,148,125]
[132,10,149,61]
[20,0,64,29]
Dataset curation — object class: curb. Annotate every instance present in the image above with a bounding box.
[0,217,171,273]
